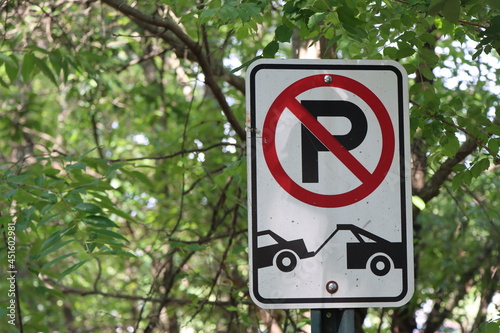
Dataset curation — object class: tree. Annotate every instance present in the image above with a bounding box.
[0,0,498,332]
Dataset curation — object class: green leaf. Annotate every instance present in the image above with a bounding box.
[107,208,136,225]
[442,0,460,23]
[275,25,294,43]
[262,41,279,58]
[412,196,426,210]
[308,12,327,30]
[219,7,238,23]
[452,164,466,172]
[0,53,18,82]
[1,188,18,199]
[241,2,261,19]
[66,162,87,171]
[384,46,398,58]
[57,260,88,283]
[17,207,35,231]
[41,191,58,203]
[403,63,417,75]
[452,171,464,191]
[41,252,77,272]
[7,172,32,183]
[399,31,417,42]
[75,202,104,215]
[34,56,58,86]
[0,75,8,88]
[43,167,61,176]
[186,243,206,251]
[236,25,250,39]
[484,321,499,333]
[0,52,16,67]
[78,147,99,161]
[83,215,119,228]
[324,35,342,54]
[419,48,440,66]
[123,169,154,189]
[462,169,472,186]
[337,6,361,26]
[487,138,500,155]
[104,162,124,178]
[22,52,36,82]
[422,85,440,108]
[336,6,368,40]
[228,55,262,74]
[39,212,61,226]
[488,0,500,9]
[428,0,446,15]
[234,7,250,22]
[37,239,76,259]
[89,228,128,242]
[419,65,435,80]
[199,8,218,21]
[40,229,67,253]
[442,135,459,157]
[97,250,135,257]
[420,33,437,46]
[397,46,416,59]
[64,189,84,204]
[471,158,490,177]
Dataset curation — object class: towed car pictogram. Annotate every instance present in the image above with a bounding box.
[255,224,405,275]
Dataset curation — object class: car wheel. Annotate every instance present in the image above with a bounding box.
[276,251,297,272]
[370,255,391,276]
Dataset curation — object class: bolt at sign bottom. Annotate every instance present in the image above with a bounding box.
[326,281,338,294]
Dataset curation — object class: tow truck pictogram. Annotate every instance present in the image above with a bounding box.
[255,224,405,275]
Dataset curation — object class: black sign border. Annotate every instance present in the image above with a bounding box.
[249,62,411,307]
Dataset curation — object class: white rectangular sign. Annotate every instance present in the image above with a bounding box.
[246,59,414,309]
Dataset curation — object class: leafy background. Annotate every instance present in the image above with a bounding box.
[0,0,498,332]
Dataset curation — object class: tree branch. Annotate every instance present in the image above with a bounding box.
[90,112,104,160]
[411,99,499,163]
[57,285,244,306]
[415,139,477,204]
[99,0,246,141]
[107,142,240,163]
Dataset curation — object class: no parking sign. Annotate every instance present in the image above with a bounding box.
[246,59,414,309]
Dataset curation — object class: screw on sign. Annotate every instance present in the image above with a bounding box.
[247,59,413,310]
[326,281,338,294]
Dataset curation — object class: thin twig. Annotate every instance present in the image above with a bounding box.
[187,192,240,322]
[90,112,104,160]
[115,49,167,73]
[410,99,499,163]
[107,142,240,163]
[54,282,249,305]
[463,185,500,236]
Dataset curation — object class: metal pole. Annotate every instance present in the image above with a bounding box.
[311,309,355,333]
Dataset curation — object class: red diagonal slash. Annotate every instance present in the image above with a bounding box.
[288,98,372,183]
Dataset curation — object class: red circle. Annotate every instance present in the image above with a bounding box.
[262,74,395,207]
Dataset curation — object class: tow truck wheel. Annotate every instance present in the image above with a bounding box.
[370,255,391,276]
[276,251,297,272]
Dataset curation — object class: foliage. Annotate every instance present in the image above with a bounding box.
[473,318,500,333]
[0,0,498,332]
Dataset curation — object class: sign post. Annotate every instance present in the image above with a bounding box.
[246,59,413,311]
[311,309,354,333]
